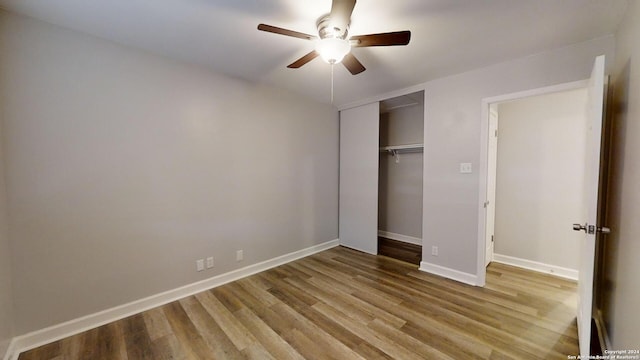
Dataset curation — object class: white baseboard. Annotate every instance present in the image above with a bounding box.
[594,309,612,352]
[419,261,480,286]
[2,338,17,360]
[378,230,422,245]
[492,253,578,281]
[8,239,340,359]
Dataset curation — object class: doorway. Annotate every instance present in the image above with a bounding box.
[485,88,588,279]
[479,55,607,357]
[377,91,424,265]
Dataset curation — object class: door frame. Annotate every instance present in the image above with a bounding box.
[476,79,588,286]
[339,84,428,257]
[484,104,498,267]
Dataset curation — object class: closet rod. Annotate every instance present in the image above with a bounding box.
[379,144,423,163]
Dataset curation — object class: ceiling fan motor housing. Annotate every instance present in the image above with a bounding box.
[317,14,349,39]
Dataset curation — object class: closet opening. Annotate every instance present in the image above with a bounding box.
[377,91,424,265]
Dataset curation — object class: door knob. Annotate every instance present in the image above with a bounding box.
[573,223,611,235]
[573,223,587,232]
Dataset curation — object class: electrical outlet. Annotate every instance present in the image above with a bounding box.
[206,257,214,269]
[460,163,472,174]
[196,259,205,272]
[236,250,243,262]
[431,246,438,256]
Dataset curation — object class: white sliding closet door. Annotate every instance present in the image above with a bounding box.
[339,102,379,254]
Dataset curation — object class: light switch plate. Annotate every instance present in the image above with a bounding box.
[460,163,472,173]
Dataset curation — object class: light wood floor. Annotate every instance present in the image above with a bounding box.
[19,246,579,359]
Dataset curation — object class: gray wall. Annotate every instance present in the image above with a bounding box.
[0,11,338,335]
[421,36,615,274]
[494,89,587,271]
[604,0,640,349]
[0,101,14,358]
[378,104,424,239]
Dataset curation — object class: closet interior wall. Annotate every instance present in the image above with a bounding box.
[378,92,424,245]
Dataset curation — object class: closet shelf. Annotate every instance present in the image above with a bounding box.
[379,143,424,153]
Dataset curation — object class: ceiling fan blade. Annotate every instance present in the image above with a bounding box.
[287,51,320,68]
[342,53,366,75]
[351,31,411,47]
[258,24,316,41]
[330,0,356,32]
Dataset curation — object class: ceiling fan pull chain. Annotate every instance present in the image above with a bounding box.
[331,63,335,104]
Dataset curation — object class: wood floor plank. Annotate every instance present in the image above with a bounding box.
[57,332,85,360]
[237,277,280,307]
[142,307,173,341]
[288,261,357,295]
[312,302,423,360]
[241,343,277,360]
[353,276,496,359]
[269,302,366,360]
[195,290,260,352]
[352,342,395,360]
[122,314,154,360]
[361,270,576,354]
[18,245,580,360]
[279,327,335,360]
[233,307,305,360]
[353,268,566,358]
[378,237,422,265]
[224,281,296,337]
[93,322,126,359]
[179,296,244,359]
[284,276,376,325]
[368,318,455,360]
[401,319,491,360]
[161,301,215,359]
[260,273,320,307]
[149,334,188,360]
[266,282,367,351]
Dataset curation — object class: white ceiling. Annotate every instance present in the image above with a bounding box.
[0,0,628,107]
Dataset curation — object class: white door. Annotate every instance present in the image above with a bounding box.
[339,102,379,254]
[485,105,498,266]
[575,55,606,357]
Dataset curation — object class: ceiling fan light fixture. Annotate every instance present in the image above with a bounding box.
[315,37,351,64]
[258,0,410,74]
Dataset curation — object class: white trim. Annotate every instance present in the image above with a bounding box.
[9,239,339,358]
[419,261,480,286]
[492,253,578,281]
[2,338,18,360]
[483,80,588,105]
[476,97,490,287]
[338,83,427,111]
[594,309,612,351]
[378,230,422,245]
[476,79,589,289]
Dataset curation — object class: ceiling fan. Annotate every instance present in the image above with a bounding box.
[257,0,411,75]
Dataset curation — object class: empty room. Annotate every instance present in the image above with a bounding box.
[0,1,638,359]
